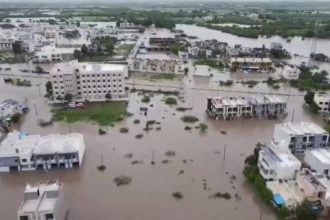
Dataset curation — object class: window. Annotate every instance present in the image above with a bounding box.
[21,159,27,163]
[320,102,324,105]
[19,216,29,220]
[45,213,54,220]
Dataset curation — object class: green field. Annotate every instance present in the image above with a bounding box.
[52,101,128,126]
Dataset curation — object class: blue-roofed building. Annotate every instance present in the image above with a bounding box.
[258,141,301,181]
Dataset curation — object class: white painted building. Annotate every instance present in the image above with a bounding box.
[0,131,86,172]
[33,45,78,63]
[206,95,287,120]
[273,122,329,154]
[51,61,128,102]
[258,141,301,181]
[17,181,67,220]
[314,92,330,112]
[305,149,330,175]
[281,65,301,80]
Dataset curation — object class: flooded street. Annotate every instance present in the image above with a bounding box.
[0,70,324,220]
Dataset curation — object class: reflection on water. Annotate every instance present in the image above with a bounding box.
[0,70,324,220]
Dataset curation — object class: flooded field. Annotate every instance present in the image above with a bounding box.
[176,24,330,57]
[0,71,325,220]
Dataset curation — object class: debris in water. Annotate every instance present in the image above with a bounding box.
[156,127,162,131]
[225,171,229,175]
[133,119,140,124]
[98,128,107,135]
[131,160,143,165]
[162,159,171,164]
[113,176,132,186]
[214,151,220,154]
[165,151,176,157]
[230,175,237,181]
[190,159,194,162]
[232,186,236,189]
[209,192,232,200]
[97,165,106,171]
[234,193,242,201]
[124,153,133,159]
[220,130,227,135]
[135,134,144,139]
[119,127,129,133]
[172,192,183,200]
[178,170,184,176]
[184,126,192,131]
[182,159,187,164]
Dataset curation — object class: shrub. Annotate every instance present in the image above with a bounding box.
[199,123,208,132]
[165,97,177,105]
[141,95,151,103]
[119,127,129,133]
[181,115,199,123]
[172,192,183,200]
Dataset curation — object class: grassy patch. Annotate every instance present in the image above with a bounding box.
[52,102,127,126]
[181,115,199,123]
[150,74,178,80]
[165,97,177,105]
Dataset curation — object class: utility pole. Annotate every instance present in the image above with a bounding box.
[33,103,38,116]
[291,108,295,123]
[259,205,263,220]
[151,150,155,165]
[223,144,227,167]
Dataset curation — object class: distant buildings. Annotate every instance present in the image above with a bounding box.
[273,122,329,154]
[0,131,85,172]
[17,181,67,220]
[50,61,128,102]
[206,95,287,120]
[229,57,272,72]
[258,141,301,181]
[130,58,184,74]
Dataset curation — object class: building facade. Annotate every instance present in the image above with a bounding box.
[314,92,330,113]
[258,142,301,181]
[206,95,287,120]
[17,181,67,220]
[273,122,329,154]
[0,131,85,172]
[33,46,77,63]
[304,149,330,175]
[50,61,128,102]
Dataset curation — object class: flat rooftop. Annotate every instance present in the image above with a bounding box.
[307,149,330,165]
[276,122,327,136]
[50,61,127,74]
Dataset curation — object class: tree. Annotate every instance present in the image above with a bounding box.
[81,44,88,55]
[11,113,21,123]
[76,21,80,27]
[116,20,121,27]
[45,81,52,95]
[73,49,82,60]
[304,90,315,105]
[295,200,318,220]
[105,93,112,100]
[12,41,23,53]
[105,42,114,55]
[35,66,44,73]
[64,93,73,102]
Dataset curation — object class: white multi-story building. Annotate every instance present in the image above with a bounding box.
[17,181,67,220]
[305,149,330,175]
[206,95,287,120]
[281,65,301,80]
[51,61,128,102]
[273,122,329,154]
[258,141,301,181]
[33,45,77,63]
[0,131,85,172]
[314,92,330,113]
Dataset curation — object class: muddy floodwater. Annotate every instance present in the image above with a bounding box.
[0,72,325,220]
